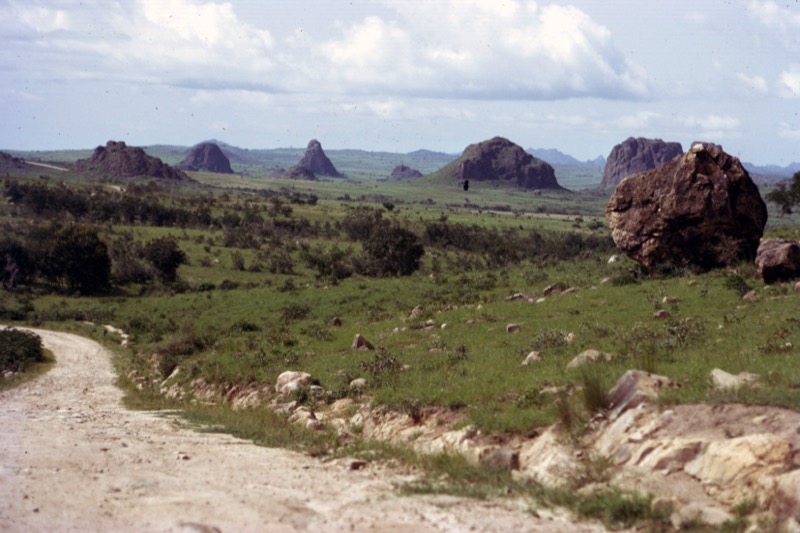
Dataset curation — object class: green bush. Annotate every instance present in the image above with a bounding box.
[143,237,187,283]
[0,328,45,373]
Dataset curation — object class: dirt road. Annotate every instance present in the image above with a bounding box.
[0,329,601,532]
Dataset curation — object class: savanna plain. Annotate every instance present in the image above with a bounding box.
[2,145,800,531]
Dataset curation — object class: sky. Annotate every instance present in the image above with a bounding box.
[1,0,799,165]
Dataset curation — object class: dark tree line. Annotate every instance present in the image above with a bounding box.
[1,224,186,294]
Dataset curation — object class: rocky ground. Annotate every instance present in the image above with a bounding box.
[0,329,603,533]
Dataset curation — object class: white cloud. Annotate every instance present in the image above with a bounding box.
[615,111,662,130]
[320,0,650,100]
[683,114,740,131]
[779,121,800,140]
[748,0,800,31]
[778,66,800,98]
[736,73,769,93]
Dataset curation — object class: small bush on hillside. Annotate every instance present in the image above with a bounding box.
[359,223,424,277]
[0,328,45,373]
[143,237,186,283]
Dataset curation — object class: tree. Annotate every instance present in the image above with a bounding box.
[143,237,186,283]
[766,171,800,215]
[361,223,424,277]
[43,224,111,294]
[0,238,35,289]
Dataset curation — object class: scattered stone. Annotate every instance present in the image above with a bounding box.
[653,310,671,319]
[349,460,369,471]
[543,282,567,297]
[606,143,767,270]
[742,290,759,301]
[479,448,520,471]
[670,502,733,530]
[607,370,678,416]
[566,349,613,369]
[504,293,524,301]
[275,371,312,397]
[608,255,620,264]
[409,305,425,319]
[795,281,800,293]
[710,368,759,390]
[564,332,576,344]
[349,378,368,392]
[506,323,521,333]
[521,351,543,365]
[756,239,800,284]
[662,295,678,304]
[352,334,374,351]
[329,316,342,327]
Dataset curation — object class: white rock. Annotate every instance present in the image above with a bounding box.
[275,371,312,397]
[521,351,543,365]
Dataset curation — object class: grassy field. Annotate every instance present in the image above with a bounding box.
[3,158,800,529]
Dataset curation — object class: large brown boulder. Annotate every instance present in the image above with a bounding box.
[295,139,342,177]
[601,137,684,188]
[606,143,767,270]
[177,142,233,174]
[441,136,562,190]
[74,141,194,182]
[756,239,800,283]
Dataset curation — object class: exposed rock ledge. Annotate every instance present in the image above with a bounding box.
[145,362,800,530]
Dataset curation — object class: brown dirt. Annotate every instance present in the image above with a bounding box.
[0,329,603,532]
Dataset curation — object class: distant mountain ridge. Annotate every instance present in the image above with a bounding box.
[743,161,800,179]
[527,148,605,168]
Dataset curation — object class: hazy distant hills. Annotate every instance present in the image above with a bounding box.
[7,141,797,190]
[527,148,606,168]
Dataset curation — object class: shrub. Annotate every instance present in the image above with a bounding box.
[360,223,424,277]
[0,328,45,373]
[143,237,186,283]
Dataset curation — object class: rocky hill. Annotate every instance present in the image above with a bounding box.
[0,151,27,171]
[177,142,233,174]
[432,137,563,190]
[73,141,194,182]
[388,164,423,180]
[288,139,342,178]
[601,137,683,188]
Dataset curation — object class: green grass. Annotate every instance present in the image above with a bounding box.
[3,160,800,528]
